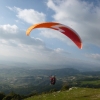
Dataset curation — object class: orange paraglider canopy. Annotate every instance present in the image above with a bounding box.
[26,22,82,49]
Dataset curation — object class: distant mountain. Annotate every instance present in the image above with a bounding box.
[32,68,80,77]
[0,67,100,78]
[0,67,80,77]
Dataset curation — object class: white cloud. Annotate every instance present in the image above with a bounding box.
[54,48,64,53]
[6,6,13,11]
[46,0,100,47]
[0,24,45,46]
[0,39,8,44]
[40,29,66,40]
[0,24,99,69]
[0,24,73,66]
[7,6,46,24]
[0,24,18,34]
[85,53,100,60]
[0,23,84,68]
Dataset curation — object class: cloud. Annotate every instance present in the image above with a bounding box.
[46,0,100,47]
[6,2,100,48]
[7,6,46,24]
[0,24,73,66]
[2,1,100,69]
[85,53,100,60]
[40,29,66,40]
[0,24,18,34]
[0,24,45,46]
[6,6,13,11]
[0,24,99,69]
[0,24,47,63]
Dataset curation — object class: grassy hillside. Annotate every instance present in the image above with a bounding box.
[24,87,100,100]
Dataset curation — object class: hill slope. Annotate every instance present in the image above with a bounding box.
[24,87,100,100]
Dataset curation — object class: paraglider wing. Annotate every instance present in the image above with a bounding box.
[26,22,82,49]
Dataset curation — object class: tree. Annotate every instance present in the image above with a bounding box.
[61,83,70,91]
[2,91,21,100]
[0,92,5,100]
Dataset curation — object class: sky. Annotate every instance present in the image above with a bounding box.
[0,0,100,70]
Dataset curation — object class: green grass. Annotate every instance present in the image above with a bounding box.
[81,80,100,85]
[24,87,100,100]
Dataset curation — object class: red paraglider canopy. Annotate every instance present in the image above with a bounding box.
[26,22,82,49]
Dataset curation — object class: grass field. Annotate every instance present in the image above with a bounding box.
[81,80,100,85]
[24,87,100,100]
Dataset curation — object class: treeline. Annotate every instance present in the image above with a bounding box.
[0,91,37,100]
[0,83,70,100]
[0,92,23,100]
[74,77,100,88]
[0,91,39,100]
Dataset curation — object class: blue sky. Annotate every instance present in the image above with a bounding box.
[0,0,100,70]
